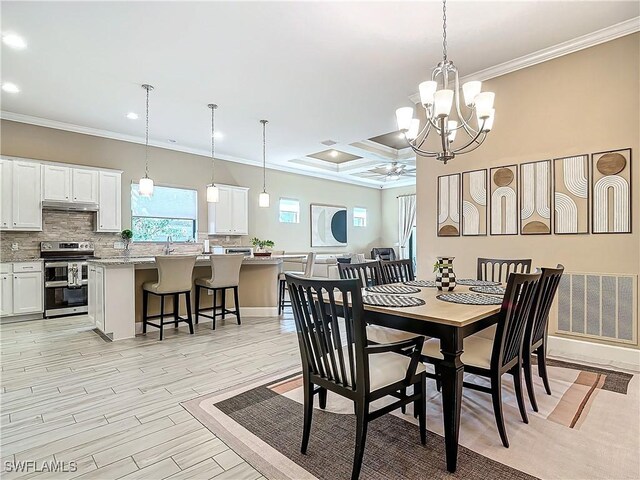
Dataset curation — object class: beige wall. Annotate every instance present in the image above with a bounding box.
[0,120,383,254]
[416,33,640,346]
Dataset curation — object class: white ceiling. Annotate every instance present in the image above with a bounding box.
[1,1,638,188]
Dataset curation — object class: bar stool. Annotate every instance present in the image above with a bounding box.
[194,253,244,329]
[142,255,197,341]
[278,252,316,314]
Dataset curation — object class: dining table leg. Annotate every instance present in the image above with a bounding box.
[439,328,464,473]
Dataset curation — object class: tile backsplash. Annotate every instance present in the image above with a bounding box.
[0,211,245,261]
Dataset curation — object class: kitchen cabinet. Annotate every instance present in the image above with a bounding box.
[89,265,105,331]
[0,159,12,230]
[12,161,42,230]
[0,273,13,316]
[42,165,72,201]
[88,263,133,340]
[208,184,249,235]
[97,171,122,232]
[72,168,99,203]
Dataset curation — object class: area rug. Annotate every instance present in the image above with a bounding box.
[183,359,639,480]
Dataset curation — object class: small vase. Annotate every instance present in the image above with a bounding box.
[435,256,456,291]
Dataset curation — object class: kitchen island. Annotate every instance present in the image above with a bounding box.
[87,255,286,341]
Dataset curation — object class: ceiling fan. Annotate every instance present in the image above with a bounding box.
[357,161,416,182]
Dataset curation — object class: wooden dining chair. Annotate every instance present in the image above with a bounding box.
[338,260,384,287]
[381,259,415,284]
[422,271,541,448]
[523,265,564,412]
[477,257,532,284]
[286,274,427,480]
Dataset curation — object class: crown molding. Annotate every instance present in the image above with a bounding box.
[0,110,391,190]
[409,17,640,104]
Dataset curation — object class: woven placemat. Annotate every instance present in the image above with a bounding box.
[436,293,503,305]
[365,284,421,295]
[403,280,437,288]
[469,286,506,295]
[456,279,501,286]
[363,295,425,308]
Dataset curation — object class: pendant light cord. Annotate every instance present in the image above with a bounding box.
[261,120,268,192]
[209,104,217,185]
[442,0,447,62]
[142,84,154,178]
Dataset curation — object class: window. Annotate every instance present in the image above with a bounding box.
[131,184,197,242]
[279,198,300,223]
[353,207,367,227]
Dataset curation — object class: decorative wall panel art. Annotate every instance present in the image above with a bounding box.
[520,160,551,235]
[437,174,460,237]
[310,204,347,246]
[461,169,487,236]
[553,154,589,234]
[490,165,518,235]
[592,148,632,234]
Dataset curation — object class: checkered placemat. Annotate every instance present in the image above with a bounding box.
[436,293,503,305]
[469,286,506,295]
[404,280,437,288]
[456,279,501,286]
[365,285,421,295]
[362,295,426,308]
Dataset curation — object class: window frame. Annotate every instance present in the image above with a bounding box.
[353,206,367,227]
[278,197,301,224]
[130,183,199,243]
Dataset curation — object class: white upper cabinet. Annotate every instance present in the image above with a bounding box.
[12,161,42,230]
[72,168,99,203]
[42,164,72,201]
[0,159,13,230]
[97,171,121,232]
[208,184,249,235]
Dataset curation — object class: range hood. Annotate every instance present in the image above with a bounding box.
[42,200,100,212]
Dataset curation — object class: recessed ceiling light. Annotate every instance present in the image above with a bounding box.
[213,131,224,140]
[2,82,20,93]
[126,112,138,120]
[168,139,177,144]
[2,33,27,50]
[330,150,339,158]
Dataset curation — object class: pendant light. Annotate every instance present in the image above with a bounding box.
[258,119,270,208]
[206,104,219,203]
[138,84,155,196]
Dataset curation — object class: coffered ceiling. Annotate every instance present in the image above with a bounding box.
[1,1,638,189]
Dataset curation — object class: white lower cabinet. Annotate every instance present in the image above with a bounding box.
[88,265,105,331]
[88,264,134,340]
[0,262,44,317]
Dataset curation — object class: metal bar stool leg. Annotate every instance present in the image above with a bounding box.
[194,285,200,325]
[221,289,226,320]
[185,291,194,334]
[159,294,165,341]
[233,286,241,325]
[173,293,179,328]
[212,288,217,330]
[142,290,148,334]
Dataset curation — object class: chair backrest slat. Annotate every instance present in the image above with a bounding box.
[527,265,564,348]
[381,259,415,284]
[477,257,532,284]
[338,261,384,287]
[492,271,541,370]
[287,275,367,393]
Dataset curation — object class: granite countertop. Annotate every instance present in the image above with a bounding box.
[88,255,284,267]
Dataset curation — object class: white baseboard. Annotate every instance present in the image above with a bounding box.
[240,307,279,317]
[547,335,640,372]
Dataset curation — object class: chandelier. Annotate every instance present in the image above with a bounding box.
[395,0,495,164]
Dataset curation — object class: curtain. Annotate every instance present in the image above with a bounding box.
[398,194,417,259]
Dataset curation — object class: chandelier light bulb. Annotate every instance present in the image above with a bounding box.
[207,185,220,202]
[405,119,420,140]
[433,89,454,118]
[474,92,495,119]
[419,81,438,106]
[395,107,414,132]
[447,120,458,142]
[138,176,154,197]
[462,81,482,107]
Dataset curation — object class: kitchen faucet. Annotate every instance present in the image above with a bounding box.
[164,235,175,255]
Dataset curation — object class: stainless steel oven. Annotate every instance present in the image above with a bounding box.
[41,241,94,318]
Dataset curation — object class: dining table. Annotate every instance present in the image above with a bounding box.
[361,282,502,473]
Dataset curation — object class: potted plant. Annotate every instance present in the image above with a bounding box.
[251,237,275,257]
[120,229,133,252]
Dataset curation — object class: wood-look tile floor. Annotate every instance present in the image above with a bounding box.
[0,314,301,479]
